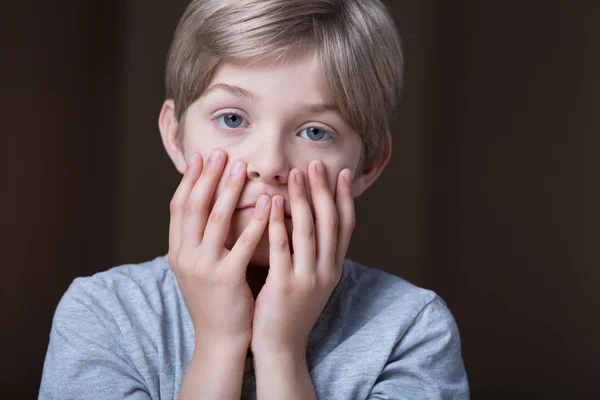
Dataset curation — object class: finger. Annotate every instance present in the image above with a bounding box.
[168,153,203,267]
[308,160,338,268]
[227,194,271,274]
[268,195,293,278]
[334,168,355,268]
[288,169,316,275]
[180,149,227,254]
[202,160,247,253]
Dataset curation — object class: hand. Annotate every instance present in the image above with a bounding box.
[168,149,272,348]
[251,161,355,357]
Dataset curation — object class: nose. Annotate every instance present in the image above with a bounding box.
[246,138,290,185]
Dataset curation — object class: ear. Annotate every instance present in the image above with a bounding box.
[351,132,392,197]
[159,99,187,174]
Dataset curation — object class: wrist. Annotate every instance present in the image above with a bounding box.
[253,346,316,400]
[252,344,306,370]
[251,335,307,357]
[195,336,250,361]
[179,337,250,400]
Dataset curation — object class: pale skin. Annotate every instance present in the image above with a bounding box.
[159,47,391,399]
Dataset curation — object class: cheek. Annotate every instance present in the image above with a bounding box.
[203,164,232,213]
[181,115,228,161]
[321,164,344,193]
[327,171,340,190]
[197,150,242,198]
[213,162,235,198]
[295,163,343,209]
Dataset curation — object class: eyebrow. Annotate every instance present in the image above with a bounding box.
[300,102,340,115]
[202,83,257,100]
[202,82,341,115]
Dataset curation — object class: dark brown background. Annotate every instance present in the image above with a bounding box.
[2,1,599,399]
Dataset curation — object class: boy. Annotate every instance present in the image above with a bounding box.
[40,0,469,398]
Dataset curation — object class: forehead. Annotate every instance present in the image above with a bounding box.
[206,47,333,105]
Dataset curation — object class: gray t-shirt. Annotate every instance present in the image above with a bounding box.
[40,255,469,399]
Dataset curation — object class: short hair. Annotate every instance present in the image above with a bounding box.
[165,0,403,166]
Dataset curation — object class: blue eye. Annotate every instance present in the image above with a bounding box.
[218,113,244,128]
[299,127,333,142]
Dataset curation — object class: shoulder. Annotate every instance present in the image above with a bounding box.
[62,254,173,302]
[69,254,172,292]
[310,261,468,398]
[53,254,179,332]
[338,259,463,351]
[41,255,182,398]
[340,259,442,322]
[332,260,469,397]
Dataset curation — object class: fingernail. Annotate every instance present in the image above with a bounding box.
[187,153,198,166]
[295,170,304,185]
[231,161,243,176]
[210,149,223,163]
[275,197,283,208]
[257,195,269,208]
[316,161,325,175]
[344,169,353,184]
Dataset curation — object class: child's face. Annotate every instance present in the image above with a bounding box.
[161,47,389,266]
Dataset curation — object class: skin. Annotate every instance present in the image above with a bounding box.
[159,47,391,399]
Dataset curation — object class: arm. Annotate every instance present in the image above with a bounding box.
[368,298,470,400]
[169,151,271,399]
[253,350,316,400]
[39,280,150,400]
[252,162,355,399]
[178,340,248,400]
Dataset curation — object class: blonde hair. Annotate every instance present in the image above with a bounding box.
[165,0,403,165]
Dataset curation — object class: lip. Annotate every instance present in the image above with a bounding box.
[236,202,292,218]
[236,205,256,213]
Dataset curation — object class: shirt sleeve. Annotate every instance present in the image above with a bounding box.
[39,278,151,400]
[368,297,470,400]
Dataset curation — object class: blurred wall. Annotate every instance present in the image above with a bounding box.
[428,2,600,397]
[2,1,122,398]
[1,1,598,399]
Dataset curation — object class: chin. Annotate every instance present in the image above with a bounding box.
[248,236,271,268]
[226,213,293,268]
